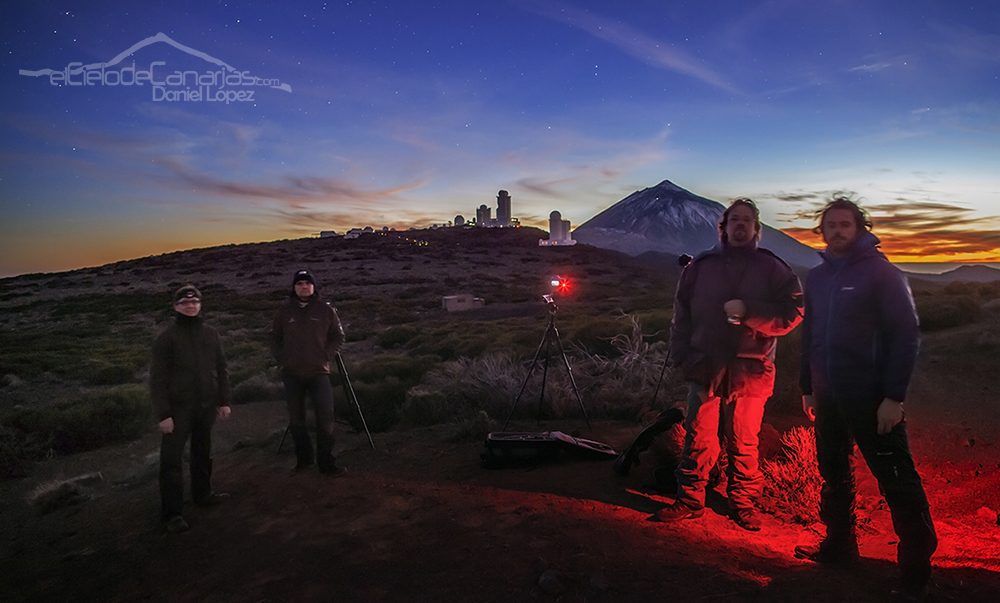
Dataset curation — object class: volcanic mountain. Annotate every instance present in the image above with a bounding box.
[573,180,821,268]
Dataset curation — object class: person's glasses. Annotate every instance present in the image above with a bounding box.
[176,299,201,306]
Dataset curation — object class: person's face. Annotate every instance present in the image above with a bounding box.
[724,204,757,247]
[174,298,201,317]
[294,280,314,300]
[821,208,860,256]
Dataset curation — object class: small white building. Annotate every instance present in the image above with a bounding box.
[539,210,577,246]
[442,294,485,312]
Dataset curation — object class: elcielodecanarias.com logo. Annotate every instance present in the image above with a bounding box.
[19,33,291,104]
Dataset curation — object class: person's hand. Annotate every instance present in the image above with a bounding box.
[724,299,746,323]
[877,398,904,434]
[218,406,231,420]
[158,417,174,434]
[802,395,817,422]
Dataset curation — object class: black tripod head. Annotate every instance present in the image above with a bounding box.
[542,294,558,315]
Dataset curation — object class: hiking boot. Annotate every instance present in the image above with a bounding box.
[292,460,315,474]
[319,466,348,478]
[612,448,639,477]
[194,492,230,507]
[731,507,762,531]
[794,538,860,564]
[653,500,705,522]
[165,516,190,534]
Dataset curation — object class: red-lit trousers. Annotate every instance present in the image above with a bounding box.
[675,383,767,510]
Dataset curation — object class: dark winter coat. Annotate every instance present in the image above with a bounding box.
[270,294,345,378]
[670,242,804,399]
[799,232,919,404]
[150,314,231,421]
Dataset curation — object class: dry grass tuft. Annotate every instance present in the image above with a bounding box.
[759,426,822,525]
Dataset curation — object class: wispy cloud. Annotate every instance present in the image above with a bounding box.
[928,22,1000,64]
[846,61,893,73]
[776,192,1000,261]
[515,0,738,94]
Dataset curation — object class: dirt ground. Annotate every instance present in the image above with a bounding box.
[2,379,999,603]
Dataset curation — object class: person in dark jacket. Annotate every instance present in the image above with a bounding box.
[270,269,347,475]
[656,198,803,531]
[795,198,936,603]
[150,285,232,534]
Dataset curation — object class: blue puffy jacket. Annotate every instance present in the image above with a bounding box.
[799,232,919,403]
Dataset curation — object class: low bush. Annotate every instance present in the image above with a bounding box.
[351,354,439,385]
[413,354,525,421]
[84,362,138,386]
[0,385,151,479]
[916,295,981,331]
[447,410,497,443]
[400,387,450,425]
[348,377,407,432]
[232,372,283,404]
[375,325,421,349]
[759,426,821,525]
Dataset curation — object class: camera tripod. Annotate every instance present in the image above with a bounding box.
[277,351,375,454]
[502,296,591,431]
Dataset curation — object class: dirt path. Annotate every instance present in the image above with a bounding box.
[2,400,998,603]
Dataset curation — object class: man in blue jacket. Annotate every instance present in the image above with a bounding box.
[796,198,936,603]
[657,198,803,531]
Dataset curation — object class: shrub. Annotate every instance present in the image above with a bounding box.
[568,317,628,357]
[0,385,151,479]
[447,410,497,443]
[400,387,450,425]
[232,373,283,404]
[759,426,822,525]
[414,354,525,421]
[351,354,439,384]
[348,377,406,432]
[916,295,981,331]
[375,325,420,348]
[84,362,138,386]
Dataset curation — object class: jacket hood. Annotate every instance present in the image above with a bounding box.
[820,231,881,265]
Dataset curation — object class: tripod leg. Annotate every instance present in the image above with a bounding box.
[335,353,375,449]
[537,330,556,424]
[502,325,549,431]
[552,324,591,429]
[650,353,671,407]
[276,425,290,456]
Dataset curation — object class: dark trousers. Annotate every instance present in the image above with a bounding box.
[283,373,337,471]
[159,405,216,521]
[815,396,937,590]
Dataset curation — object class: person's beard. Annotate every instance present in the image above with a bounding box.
[730,227,750,245]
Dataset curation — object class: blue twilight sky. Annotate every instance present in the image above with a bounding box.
[2,0,999,277]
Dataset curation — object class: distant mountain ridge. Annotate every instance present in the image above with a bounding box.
[573,180,821,268]
[903,264,1000,284]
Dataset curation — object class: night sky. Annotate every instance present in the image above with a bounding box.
[3,1,999,276]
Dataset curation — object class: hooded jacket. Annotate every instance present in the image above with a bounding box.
[270,289,345,378]
[799,231,919,404]
[670,241,803,399]
[150,313,231,421]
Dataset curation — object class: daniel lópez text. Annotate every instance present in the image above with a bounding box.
[19,33,291,105]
